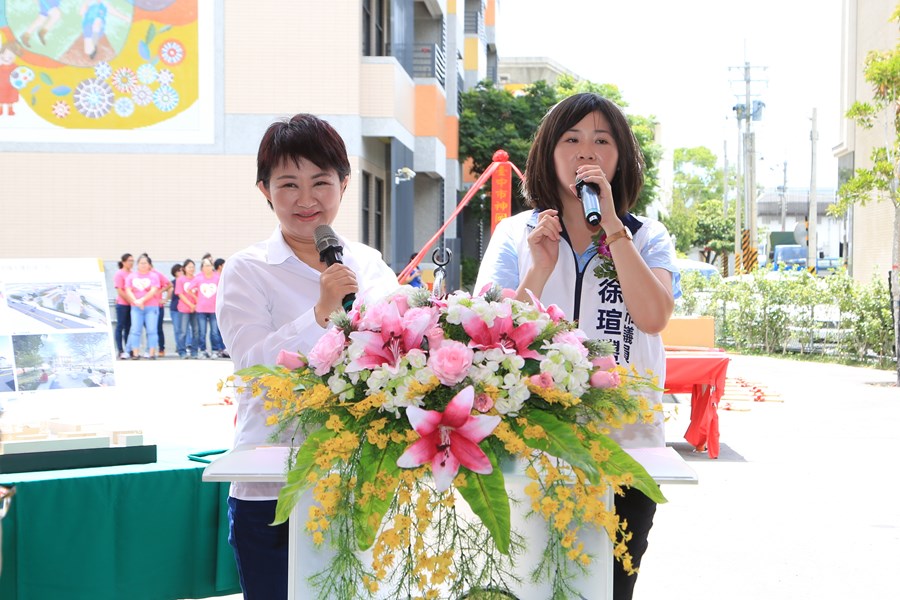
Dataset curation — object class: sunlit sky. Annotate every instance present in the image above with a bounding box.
[496,0,843,191]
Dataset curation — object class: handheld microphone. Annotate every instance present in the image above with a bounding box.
[313,225,356,311]
[575,178,602,227]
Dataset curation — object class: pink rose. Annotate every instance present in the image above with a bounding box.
[276,349,306,370]
[591,355,617,371]
[391,293,410,316]
[307,328,347,376]
[552,331,588,357]
[473,392,494,413]
[529,372,554,388]
[546,304,566,322]
[427,340,474,386]
[590,370,621,389]
[425,325,445,351]
[347,307,362,328]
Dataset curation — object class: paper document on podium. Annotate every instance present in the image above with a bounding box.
[201,445,291,483]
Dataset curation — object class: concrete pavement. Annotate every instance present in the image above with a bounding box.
[638,354,899,600]
[113,353,899,600]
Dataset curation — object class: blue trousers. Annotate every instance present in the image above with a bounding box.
[227,497,288,600]
[126,305,158,352]
[156,304,166,351]
[114,303,131,354]
[197,311,223,352]
[176,310,199,357]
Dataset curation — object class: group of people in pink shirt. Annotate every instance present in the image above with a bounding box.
[113,252,229,360]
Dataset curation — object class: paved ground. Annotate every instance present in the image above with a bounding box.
[113,353,899,600]
[638,354,899,600]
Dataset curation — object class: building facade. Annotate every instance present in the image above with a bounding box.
[0,0,500,290]
[833,0,897,284]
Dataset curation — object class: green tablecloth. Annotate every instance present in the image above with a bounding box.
[0,448,240,600]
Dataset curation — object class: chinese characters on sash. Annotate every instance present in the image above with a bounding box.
[594,278,634,365]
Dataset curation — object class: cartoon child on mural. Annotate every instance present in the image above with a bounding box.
[81,0,130,60]
[20,0,63,48]
[0,38,23,116]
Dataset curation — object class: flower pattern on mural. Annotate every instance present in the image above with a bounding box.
[0,0,199,129]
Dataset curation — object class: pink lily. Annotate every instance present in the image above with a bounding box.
[460,304,542,360]
[347,303,439,371]
[525,288,566,322]
[397,386,500,492]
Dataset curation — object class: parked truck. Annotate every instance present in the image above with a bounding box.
[772,244,807,271]
[768,232,807,271]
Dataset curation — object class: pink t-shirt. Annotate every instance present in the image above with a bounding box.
[193,272,220,314]
[152,269,170,303]
[176,275,196,313]
[126,271,162,307]
[113,268,131,306]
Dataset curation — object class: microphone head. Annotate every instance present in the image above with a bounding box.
[314,225,341,254]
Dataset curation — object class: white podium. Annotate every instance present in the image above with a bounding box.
[203,445,697,599]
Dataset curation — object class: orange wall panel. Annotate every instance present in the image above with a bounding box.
[485,0,495,26]
[445,115,459,159]
[415,84,447,139]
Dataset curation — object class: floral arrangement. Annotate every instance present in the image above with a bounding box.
[235,285,664,599]
[592,232,619,281]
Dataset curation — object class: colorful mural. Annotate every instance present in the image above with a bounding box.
[0,0,199,130]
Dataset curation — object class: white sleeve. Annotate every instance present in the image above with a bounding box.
[638,219,682,300]
[474,216,522,292]
[216,259,326,371]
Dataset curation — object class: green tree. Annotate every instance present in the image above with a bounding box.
[458,77,663,216]
[661,146,735,261]
[13,335,44,368]
[827,4,900,384]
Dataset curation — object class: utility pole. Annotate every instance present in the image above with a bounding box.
[780,161,787,231]
[723,140,729,218]
[730,58,766,272]
[734,113,743,273]
[808,108,818,273]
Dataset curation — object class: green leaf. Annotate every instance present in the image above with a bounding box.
[39,73,52,85]
[589,434,667,504]
[353,440,403,550]
[146,23,157,44]
[456,447,511,554]
[272,427,336,525]
[512,410,600,485]
[234,365,285,379]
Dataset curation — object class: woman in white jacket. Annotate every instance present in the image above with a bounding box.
[217,114,399,599]
[475,92,681,600]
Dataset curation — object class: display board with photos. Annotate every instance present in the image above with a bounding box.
[0,258,150,471]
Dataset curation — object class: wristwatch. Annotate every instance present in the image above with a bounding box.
[605,227,633,246]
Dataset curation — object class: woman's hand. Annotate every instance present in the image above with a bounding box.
[315,263,358,325]
[573,164,623,233]
[527,209,562,273]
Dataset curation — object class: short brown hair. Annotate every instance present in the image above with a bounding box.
[523,93,644,216]
[256,114,351,192]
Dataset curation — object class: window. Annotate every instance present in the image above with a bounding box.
[361,172,371,245]
[362,0,388,56]
[374,177,384,251]
[360,172,384,253]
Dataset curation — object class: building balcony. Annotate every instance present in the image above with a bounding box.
[411,43,447,86]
